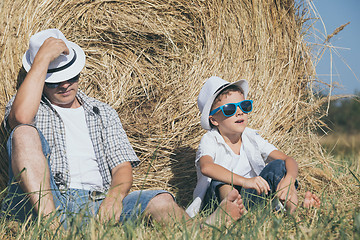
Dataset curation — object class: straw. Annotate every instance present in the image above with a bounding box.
[0,0,335,203]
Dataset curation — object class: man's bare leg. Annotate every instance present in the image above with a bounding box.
[11,125,56,217]
[144,192,190,224]
[144,188,245,226]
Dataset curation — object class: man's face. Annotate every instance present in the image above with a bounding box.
[43,75,80,108]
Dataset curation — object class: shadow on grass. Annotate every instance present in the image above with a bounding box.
[168,146,197,208]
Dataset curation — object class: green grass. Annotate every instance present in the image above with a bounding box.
[0,194,358,239]
[0,135,359,239]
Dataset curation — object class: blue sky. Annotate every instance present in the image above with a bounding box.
[309,0,360,95]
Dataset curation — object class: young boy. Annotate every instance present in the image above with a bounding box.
[186,76,320,217]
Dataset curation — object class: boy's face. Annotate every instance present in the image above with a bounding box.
[209,91,248,136]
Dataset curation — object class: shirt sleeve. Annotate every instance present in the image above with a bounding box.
[3,95,16,132]
[195,132,217,164]
[103,107,140,169]
[253,132,277,161]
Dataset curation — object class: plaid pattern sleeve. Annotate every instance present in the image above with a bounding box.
[3,95,16,131]
[103,107,140,169]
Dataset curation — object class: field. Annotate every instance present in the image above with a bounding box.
[0,0,359,239]
[0,134,359,239]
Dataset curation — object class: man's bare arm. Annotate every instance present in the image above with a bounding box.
[8,37,69,129]
[98,161,133,222]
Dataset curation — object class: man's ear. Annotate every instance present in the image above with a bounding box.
[209,116,219,127]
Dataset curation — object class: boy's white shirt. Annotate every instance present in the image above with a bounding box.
[185,127,277,217]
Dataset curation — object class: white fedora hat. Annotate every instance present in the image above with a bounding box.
[22,29,85,83]
[197,76,249,130]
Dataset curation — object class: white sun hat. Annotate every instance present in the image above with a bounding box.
[197,76,249,130]
[22,29,86,83]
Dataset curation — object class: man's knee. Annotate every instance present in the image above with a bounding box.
[10,125,45,154]
[147,193,176,210]
[12,124,39,142]
[9,125,48,173]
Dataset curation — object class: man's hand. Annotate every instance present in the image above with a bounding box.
[8,37,70,129]
[96,162,133,223]
[241,176,270,195]
[97,195,123,222]
[34,37,69,66]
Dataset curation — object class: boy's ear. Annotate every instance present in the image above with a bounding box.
[209,116,219,127]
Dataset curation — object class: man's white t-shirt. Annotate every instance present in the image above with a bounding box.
[52,104,103,190]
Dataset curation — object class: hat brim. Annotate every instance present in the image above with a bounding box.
[22,41,85,83]
[200,79,249,130]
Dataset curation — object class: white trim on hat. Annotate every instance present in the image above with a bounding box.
[22,29,85,83]
[197,76,249,130]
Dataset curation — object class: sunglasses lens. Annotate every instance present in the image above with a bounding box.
[44,74,80,89]
[222,104,236,116]
[45,83,59,88]
[240,100,252,112]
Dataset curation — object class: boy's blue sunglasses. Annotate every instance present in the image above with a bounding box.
[210,100,253,117]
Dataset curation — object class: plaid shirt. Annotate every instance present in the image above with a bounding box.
[5,90,140,192]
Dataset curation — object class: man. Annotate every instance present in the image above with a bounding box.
[2,29,245,227]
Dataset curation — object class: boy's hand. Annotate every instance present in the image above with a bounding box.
[242,176,270,195]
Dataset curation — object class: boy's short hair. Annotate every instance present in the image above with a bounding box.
[211,85,244,111]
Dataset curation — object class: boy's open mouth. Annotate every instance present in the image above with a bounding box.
[235,119,244,124]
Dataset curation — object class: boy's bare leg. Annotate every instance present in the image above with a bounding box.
[284,188,298,214]
[144,189,245,226]
[282,190,320,213]
[219,183,300,214]
[11,125,56,217]
[205,188,245,225]
[303,191,321,208]
[218,184,234,201]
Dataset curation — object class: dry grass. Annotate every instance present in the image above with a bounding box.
[0,0,336,206]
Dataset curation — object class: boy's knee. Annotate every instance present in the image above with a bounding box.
[269,159,285,168]
[264,159,286,174]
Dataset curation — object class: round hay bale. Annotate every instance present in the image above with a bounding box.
[0,0,331,205]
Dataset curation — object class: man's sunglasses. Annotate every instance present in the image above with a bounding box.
[210,100,253,117]
[45,74,80,89]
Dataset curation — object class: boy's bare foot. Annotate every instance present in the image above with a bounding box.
[303,191,321,208]
[205,189,246,225]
